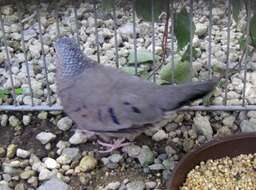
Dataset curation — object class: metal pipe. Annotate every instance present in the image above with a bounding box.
[132,0,138,75]
[113,0,119,68]
[208,0,213,79]
[93,2,101,64]
[18,3,34,106]
[242,0,251,106]
[1,105,256,112]
[151,0,156,82]
[224,0,231,105]
[37,3,52,105]
[189,0,194,81]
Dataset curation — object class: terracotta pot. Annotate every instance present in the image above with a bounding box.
[168,133,256,190]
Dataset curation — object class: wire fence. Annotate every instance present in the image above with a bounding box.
[0,0,256,111]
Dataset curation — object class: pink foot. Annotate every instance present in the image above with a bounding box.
[97,138,131,153]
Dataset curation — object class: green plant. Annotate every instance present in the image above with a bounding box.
[0,88,24,100]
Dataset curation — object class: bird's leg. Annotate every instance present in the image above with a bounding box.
[97,138,131,153]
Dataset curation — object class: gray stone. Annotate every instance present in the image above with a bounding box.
[2,163,21,175]
[126,181,145,190]
[104,182,120,190]
[240,119,256,132]
[23,28,37,41]
[37,177,70,190]
[16,148,30,158]
[9,115,21,128]
[248,111,256,119]
[37,112,48,120]
[56,148,80,165]
[44,158,59,169]
[148,163,164,171]
[69,131,87,145]
[137,146,154,166]
[0,146,5,157]
[57,117,72,131]
[7,144,18,159]
[0,114,8,127]
[2,174,11,182]
[193,114,213,139]
[0,184,11,190]
[122,145,141,158]
[78,155,97,172]
[222,115,236,127]
[36,132,56,145]
[27,176,38,187]
[118,23,138,37]
[152,130,168,141]
[22,115,31,126]
[195,23,208,36]
[0,52,5,64]
[145,181,156,189]
[20,170,36,180]
[38,168,54,181]
[108,154,123,163]
[15,183,25,190]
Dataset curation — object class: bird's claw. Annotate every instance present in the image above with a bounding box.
[97,138,131,153]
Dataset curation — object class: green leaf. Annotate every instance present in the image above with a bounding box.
[120,66,144,75]
[15,88,23,95]
[0,89,8,99]
[250,14,256,47]
[174,7,195,50]
[135,0,168,22]
[102,0,115,11]
[181,44,200,62]
[128,50,160,65]
[159,61,190,84]
[239,35,246,50]
[231,0,242,23]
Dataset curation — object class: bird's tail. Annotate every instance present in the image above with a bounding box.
[159,78,218,110]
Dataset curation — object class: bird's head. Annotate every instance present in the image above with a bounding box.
[54,37,86,77]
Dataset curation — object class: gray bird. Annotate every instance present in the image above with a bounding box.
[54,37,217,152]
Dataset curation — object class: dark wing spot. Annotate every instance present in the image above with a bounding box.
[123,101,131,105]
[83,104,87,109]
[131,106,141,114]
[72,107,81,112]
[108,107,120,125]
[97,109,102,122]
[81,114,87,117]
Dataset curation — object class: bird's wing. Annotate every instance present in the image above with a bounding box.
[58,65,165,133]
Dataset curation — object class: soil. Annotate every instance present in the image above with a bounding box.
[0,115,166,189]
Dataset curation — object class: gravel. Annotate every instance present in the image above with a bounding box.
[193,114,213,140]
[126,181,145,190]
[57,117,72,131]
[68,131,88,145]
[137,146,154,167]
[77,155,98,172]
[36,132,56,145]
[16,148,30,159]
[37,177,70,190]
[56,148,81,165]
[0,0,255,189]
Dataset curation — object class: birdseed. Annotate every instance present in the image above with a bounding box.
[180,153,256,190]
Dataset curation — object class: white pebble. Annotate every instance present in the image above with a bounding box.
[44,157,59,169]
[16,148,30,159]
[36,132,56,145]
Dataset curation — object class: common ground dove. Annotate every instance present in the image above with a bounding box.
[54,37,217,152]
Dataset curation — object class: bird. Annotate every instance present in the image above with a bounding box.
[54,37,217,153]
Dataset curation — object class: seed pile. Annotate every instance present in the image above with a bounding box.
[181,153,256,190]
